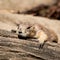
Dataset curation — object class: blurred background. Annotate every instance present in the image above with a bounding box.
[0,0,60,20]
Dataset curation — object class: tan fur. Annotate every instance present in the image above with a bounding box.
[17,23,58,48]
[16,22,32,36]
[29,24,58,43]
[27,24,58,48]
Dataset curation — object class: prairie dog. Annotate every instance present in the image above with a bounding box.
[17,23,58,48]
[16,22,32,36]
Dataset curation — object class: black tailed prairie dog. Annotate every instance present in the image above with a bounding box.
[16,23,58,48]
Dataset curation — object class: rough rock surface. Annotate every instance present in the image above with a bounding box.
[0,27,60,60]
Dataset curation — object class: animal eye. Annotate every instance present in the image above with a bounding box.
[27,27,31,29]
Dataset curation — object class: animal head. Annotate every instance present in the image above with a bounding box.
[17,22,32,37]
[17,23,45,38]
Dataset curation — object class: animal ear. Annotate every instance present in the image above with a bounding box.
[11,29,16,33]
[27,26,31,29]
[17,24,21,29]
[17,24,19,29]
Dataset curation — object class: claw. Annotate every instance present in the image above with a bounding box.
[39,42,45,49]
[39,44,43,49]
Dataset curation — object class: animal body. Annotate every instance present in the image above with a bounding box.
[27,24,58,48]
[17,23,58,48]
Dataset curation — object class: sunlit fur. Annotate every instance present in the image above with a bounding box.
[17,23,58,48]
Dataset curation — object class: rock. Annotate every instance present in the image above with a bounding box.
[0,28,60,60]
[0,0,57,12]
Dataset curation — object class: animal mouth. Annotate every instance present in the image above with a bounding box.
[19,31,22,33]
[18,33,33,39]
[18,32,36,39]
